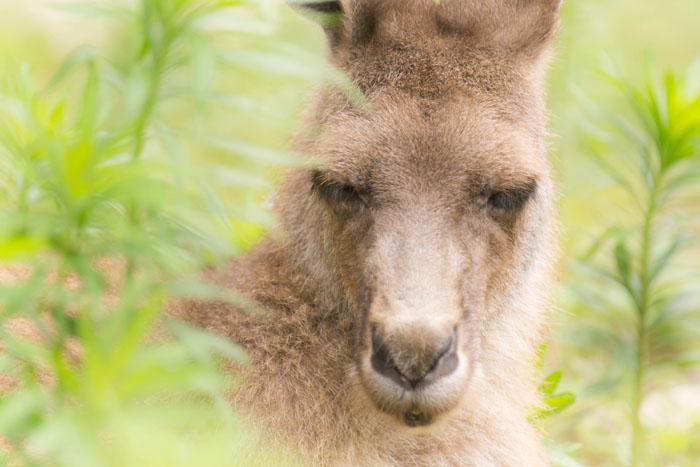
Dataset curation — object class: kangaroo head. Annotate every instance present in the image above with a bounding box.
[283,0,561,428]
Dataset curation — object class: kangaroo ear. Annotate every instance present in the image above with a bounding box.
[289,1,346,46]
[439,0,562,60]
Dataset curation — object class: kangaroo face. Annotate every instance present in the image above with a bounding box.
[304,95,554,426]
[287,0,560,427]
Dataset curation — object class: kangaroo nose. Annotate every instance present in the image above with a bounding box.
[370,327,458,390]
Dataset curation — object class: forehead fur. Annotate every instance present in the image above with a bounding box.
[309,94,548,193]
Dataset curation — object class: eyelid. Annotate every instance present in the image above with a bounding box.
[311,170,367,204]
[498,177,538,197]
[487,178,538,211]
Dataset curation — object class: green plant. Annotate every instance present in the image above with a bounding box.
[534,344,577,422]
[0,1,327,465]
[530,345,579,467]
[555,60,700,466]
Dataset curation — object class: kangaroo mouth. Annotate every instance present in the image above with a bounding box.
[357,327,471,428]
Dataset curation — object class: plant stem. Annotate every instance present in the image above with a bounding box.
[132,46,168,160]
[132,1,174,161]
[629,173,659,467]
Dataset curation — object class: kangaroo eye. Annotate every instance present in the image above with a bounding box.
[486,181,537,214]
[311,171,366,205]
[488,191,527,211]
[323,183,362,203]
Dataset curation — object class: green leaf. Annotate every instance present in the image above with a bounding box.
[195,133,308,167]
[0,236,46,260]
[613,240,631,285]
[546,392,576,412]
[539,370,562,397]
[45,46,99,91]
[648,233,691,285]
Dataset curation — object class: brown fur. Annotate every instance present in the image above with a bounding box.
[175,1,561,465]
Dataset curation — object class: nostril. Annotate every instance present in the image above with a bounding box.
[424,330,458,383]
[370,328,459,389]
[371,328,413,390]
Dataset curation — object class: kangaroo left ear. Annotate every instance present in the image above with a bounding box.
[289,1,345,46]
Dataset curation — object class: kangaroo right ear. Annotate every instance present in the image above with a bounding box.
[289,1,345,46]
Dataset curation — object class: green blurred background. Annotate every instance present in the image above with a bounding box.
[0,0,698,466]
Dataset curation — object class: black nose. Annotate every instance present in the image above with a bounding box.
[370,328,458,390]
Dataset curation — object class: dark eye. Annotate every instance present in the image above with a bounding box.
[488,191,527,211]
[322,183,362,203]
[486,182,536,214]
[311,171,365,205]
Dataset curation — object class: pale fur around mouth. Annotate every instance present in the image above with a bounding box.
[356,346,472,427]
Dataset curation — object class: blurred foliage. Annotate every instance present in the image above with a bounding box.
[0,0,329,465]
[547,62,700,466]
[532,345,577,423]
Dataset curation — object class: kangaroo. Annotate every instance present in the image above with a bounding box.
[177,0,562,465]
